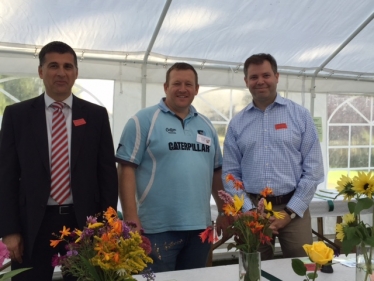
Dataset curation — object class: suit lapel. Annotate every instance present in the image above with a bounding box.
[30,94,50,173]
[71,95,87,171]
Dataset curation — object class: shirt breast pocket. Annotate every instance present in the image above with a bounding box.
[274,127,301,149]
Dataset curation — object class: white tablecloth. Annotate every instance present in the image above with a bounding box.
[133,255,356,281]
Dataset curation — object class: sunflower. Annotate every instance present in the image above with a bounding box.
[336,174,355,201]
[342,213,356,225]
[352,171,374,198]
[335,223,345,241]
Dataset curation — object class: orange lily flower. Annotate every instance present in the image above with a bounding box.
[225,174,235,183]
[233,180,244,190]
[104,206,117,223]
[246,221,264,234]
[59,226,71,239]
[260,187,273,197]
[50,239,62,248]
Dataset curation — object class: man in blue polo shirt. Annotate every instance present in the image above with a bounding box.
[116,62,228,272]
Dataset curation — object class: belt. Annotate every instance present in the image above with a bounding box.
[249,190,295,205]
[46,204,74,215]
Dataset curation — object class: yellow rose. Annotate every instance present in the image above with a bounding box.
[303,241,334,265]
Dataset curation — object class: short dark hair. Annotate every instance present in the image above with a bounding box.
[165,62,198,85]
[39,41,78,67]
[243,53,278,77]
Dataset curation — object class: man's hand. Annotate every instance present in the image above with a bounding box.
[3,233,23,263]
[215,215,232,240]
[269,211,291,235]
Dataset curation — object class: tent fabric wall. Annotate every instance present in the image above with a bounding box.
[1,0,373,236]
[0,0,373,80]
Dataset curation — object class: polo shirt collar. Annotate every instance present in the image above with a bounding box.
[158,98,198,117]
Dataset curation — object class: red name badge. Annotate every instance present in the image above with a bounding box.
[275,123,287,130]
[73,118,86,126]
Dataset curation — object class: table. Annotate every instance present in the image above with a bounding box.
[133,255,356,281]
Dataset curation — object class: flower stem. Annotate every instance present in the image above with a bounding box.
[312,264,318,281]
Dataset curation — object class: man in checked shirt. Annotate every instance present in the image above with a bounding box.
[222,53,324,259]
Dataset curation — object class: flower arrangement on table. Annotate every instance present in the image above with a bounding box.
[50,207,154,281]
[0,240,31,280]
[200,174,284,281]
[334,171,374,280]
[291,241,334,281]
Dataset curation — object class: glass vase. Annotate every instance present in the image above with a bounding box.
[356,244,374,281]
[239,251,261,281]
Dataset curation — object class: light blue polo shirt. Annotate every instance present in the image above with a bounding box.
[116,98,222,233]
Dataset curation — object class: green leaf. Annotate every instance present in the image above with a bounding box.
[291,259,306,276]
[348,201,356,213]
[307,272,318,279]
[80,256,101,281]
[0,267,32,280]
[342,238,360,255]
[345,226,359,240]
[227,243,235,251]
[364,236,374,247]
[355,198,374,214]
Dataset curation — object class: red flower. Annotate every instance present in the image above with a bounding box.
[51,254,61,267]
[140,235,152,255]
[260,232,272,244]
[199,226,218,243]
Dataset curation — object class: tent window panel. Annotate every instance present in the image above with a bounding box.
[328,95,350,118]
[349,148,369,168]
[329,103,367,124]
[231,91,252,116]
[371,150,374,168]
[371,130,374,146]
[0,76,40,115]
[351,126,370,146]
[329,148,348,168]
[212,124,228,149]
[329,126,349,146]
[350,96,372,121]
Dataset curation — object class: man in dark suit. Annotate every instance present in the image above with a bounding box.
[0,41,118,280]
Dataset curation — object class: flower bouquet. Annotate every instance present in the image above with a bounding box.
[334,171,374,280]
[50,207,154,281]
[200,174,284,281]
[0,241,31,280]
[291,241,334,281]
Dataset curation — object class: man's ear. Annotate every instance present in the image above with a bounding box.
[38,66,43,79]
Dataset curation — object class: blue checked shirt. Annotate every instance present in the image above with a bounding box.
[222,95,324,217]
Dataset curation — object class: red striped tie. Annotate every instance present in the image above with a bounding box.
[50,102,71,205]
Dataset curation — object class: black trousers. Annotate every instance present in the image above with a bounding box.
[12,207,78,281]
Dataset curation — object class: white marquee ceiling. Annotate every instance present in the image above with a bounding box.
[0,0,373,81]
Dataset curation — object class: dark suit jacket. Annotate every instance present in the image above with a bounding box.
[0,94,118,257]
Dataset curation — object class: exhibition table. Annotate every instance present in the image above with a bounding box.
[133,255,356,281]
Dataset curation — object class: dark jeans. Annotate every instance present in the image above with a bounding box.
[144,230,211,273]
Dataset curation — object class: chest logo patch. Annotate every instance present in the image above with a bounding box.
[166,128,176,134]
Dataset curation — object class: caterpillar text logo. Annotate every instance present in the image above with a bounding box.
[166,128,176,134]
